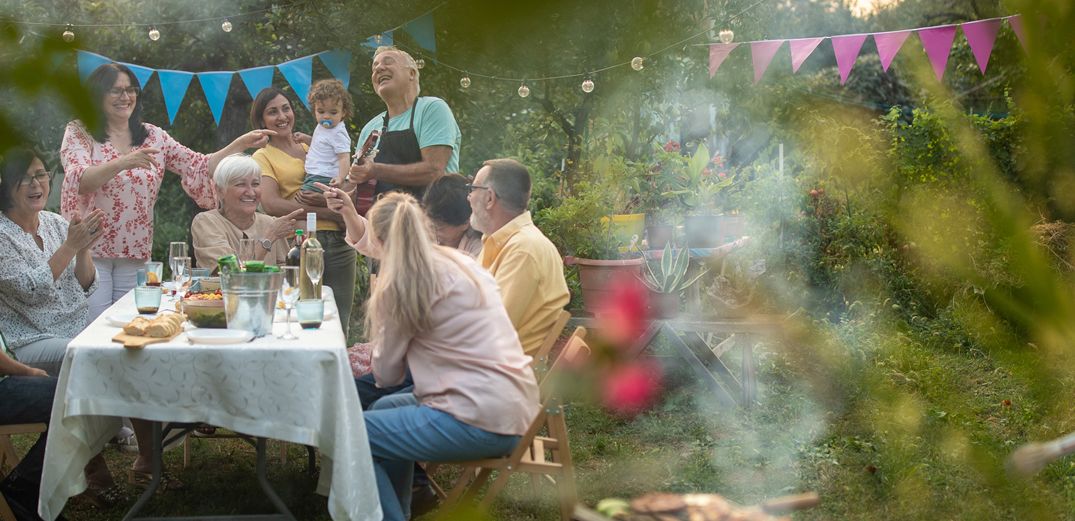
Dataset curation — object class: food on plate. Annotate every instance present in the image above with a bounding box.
[179,290,227,328]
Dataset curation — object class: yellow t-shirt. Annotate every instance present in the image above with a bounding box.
[252,143,340,232]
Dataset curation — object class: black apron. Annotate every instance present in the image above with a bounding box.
[372,97,426,200]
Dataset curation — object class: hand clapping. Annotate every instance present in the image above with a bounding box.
[66,208,106,251]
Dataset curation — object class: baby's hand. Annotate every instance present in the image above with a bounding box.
[292,132,312,145]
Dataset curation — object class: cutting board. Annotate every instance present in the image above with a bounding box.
[112,331,182,349]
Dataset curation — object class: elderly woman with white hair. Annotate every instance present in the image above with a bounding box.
[191,154,302,272]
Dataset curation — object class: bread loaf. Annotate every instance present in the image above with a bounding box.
[123,316,151,336]
[145,313,185,338]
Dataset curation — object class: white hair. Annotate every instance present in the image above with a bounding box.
[374,46,421,95]
[213,153,260,204]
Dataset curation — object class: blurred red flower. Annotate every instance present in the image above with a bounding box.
[663,140,681,153]
[596,276,650,347]
[601,361,663,416]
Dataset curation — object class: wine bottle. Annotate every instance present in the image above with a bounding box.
[286,229,303,267]
[299,213,323,299]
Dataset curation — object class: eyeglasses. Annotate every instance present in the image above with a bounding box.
[19,170,54,188]
[465,184,491,193]
[106,87,140,98]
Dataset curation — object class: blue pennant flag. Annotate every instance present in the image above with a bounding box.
[77,51,112,82]
[362,31,394,51]
[403,13,436,53]
[318,50,352,89]
[119,62,156,89]
[238,66,275,100]
[197,72,234,125]
[277,56,313,109]
[157,70,195,124]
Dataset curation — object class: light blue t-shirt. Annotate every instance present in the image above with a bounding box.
[356,96,461,174]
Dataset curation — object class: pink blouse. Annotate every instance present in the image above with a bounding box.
[60,121,216,260]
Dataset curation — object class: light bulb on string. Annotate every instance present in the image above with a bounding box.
[581,77,594,93]
[62,24,75,42]
[631,56,644,71]
[148,26,161,41]
[518,83,530,98]
[415,58,425,69]
[221,19,233,32]
[718,29,734,44]
[460,75,471,89]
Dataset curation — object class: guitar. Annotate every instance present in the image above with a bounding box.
[351,130,380,216]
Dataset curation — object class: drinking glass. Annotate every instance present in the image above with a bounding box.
[278,266,300,340]
[134,286,161,315]
[144,261,163,287]
[296,299,324,329]
[172,256,191,300]
[304,247,325,288]
[136,268,147,287]
[238,238,257,269]
[168,242,188,286]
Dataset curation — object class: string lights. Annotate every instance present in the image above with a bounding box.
[459,74,471,89]
[581,77,594,93]
[221,19,233,32]
[62,24,75,42]
[148,26,160,41]
[518,82,530,98]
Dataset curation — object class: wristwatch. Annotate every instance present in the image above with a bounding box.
[258,238,273,251]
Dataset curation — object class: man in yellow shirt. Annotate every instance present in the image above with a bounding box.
[468,158,570,356]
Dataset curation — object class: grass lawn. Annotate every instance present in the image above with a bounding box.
[12,319,1075,520]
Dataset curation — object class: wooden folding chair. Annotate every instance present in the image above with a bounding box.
[433,326,589,520]
[532,310,571,373]
[0,423,47,521]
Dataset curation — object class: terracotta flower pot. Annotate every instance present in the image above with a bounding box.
[572,257,645,314]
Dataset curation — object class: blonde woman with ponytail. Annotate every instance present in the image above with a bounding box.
[319,182,539,521]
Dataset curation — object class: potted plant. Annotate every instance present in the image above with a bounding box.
[664,143,735,248]
[537,180,645,314]
[639,242,708,318]
[637,140,684,249]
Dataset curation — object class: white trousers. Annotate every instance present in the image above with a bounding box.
[87,257,146,321]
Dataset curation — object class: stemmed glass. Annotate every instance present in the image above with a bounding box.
[278,266,300,340]
[238,238,257,270]
[168,242,188,297]
[172,256,191,302]
[304,247,324,295]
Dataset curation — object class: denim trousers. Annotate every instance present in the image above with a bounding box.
[365,394,520,521]
[354,371,413,410]
[0,375,57,505]
[319,231,357,339]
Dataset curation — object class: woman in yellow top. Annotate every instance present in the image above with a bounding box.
[249,88,356,337]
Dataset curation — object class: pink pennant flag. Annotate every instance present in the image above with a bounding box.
[708,43,739,78]
[789,38,824,73]
[873,30,910,72]
[831,34,867,85]
[751,40,784,83]
[961,19,1002,74]
[918,25,958,81]
[1008,15,1027,51]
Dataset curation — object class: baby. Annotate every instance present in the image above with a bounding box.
[301,79,353,193]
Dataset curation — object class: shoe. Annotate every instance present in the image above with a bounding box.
[128,468,185,491]
[410,484,441,518]
[111,429,139,454]
[73,483,126,509]
[191,423,218,437]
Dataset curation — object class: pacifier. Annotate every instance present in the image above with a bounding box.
[320,119,334,128]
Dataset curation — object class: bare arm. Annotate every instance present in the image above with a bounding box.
[348,145,451,187]
[0,353,47,377]
[77,149,160,195]
[206,130,274,176]
[259,176,343,224]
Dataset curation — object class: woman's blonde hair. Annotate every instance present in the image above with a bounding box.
[365,192,486,343]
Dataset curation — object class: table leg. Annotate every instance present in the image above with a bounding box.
[740,337,757,408]
[255,438,298,521]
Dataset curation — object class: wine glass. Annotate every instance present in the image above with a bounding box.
[278,266,300,340]
[304,247,324,289]
[238,238,257,270]
[172,256,191,301]
[168,241,188,295]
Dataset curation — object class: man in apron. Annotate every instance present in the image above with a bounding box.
[346,46,461,202]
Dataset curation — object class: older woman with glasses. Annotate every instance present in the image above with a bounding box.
[60,63,275,320]
[191,154,302,272]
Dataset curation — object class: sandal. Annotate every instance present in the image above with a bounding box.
[128,468,186,491]
[73,483,126,509]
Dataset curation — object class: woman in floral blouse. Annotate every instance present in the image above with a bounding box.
[60,63,275,320]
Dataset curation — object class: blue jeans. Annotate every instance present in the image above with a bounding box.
[354,371,413,410]
[0,375,57,510]
[365,394,520,521]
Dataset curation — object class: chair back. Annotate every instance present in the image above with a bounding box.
[532,310,572,370]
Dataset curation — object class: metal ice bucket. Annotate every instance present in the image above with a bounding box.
[221,271,283,338]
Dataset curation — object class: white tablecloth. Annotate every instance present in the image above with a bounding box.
[38,288,382,521]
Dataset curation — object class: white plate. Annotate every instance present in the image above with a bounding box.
[186,329,253,345]
[274,307,336,323]
[106,313,153,327]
